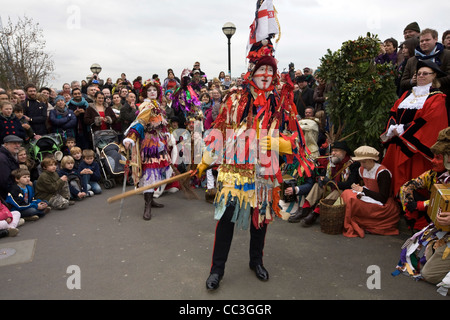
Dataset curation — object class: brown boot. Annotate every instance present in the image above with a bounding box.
[301,210,319,227]
[150,193,164,208]
[288,206,312,223]
[143,193,152,220]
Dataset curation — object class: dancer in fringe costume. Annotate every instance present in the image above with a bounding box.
[197,0,314,290]
[123,80,175,220]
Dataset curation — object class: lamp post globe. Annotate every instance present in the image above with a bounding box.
[222,22,236,38]
[222,22,236,76]
[90,63,102,75]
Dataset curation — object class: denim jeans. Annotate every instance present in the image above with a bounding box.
[20,207,46,218]
[81,174,102,194]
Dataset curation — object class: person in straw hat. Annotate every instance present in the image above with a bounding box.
[341,146,400,238]
[394,127,450,287]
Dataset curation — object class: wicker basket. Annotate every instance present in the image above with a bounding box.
[319,181,346,235]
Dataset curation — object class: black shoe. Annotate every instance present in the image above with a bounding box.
[0,229,9,238]
[301,211,319,227]
[250,264,269,281]
[151,200,164,208]
[288,206,311,223]
[206,273,222,291]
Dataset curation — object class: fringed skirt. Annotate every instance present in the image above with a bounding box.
[213,164,278,230]
[139,132,171,192]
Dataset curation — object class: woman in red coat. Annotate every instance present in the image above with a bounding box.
[381,60,448,196]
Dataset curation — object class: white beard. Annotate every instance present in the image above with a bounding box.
[331,155,344,164]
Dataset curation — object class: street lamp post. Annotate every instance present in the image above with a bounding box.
[88,63,103,86]
[90,63,102,75]
[222,22,236,76]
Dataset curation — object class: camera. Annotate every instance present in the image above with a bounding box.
[280,178,297,203]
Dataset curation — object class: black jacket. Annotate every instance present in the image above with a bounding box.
[294,87,314,118]
[0,113,27,144]
[22,98,48,135]
[0,146,20,200]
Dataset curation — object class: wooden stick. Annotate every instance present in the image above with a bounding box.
[107,170,193,204]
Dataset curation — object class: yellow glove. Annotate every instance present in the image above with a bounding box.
[260,136,292,155]
[197,162,209,178]
[197,151,216,178]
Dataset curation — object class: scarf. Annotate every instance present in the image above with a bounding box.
[54,106,69,118]
[415,42,445,66]
[68,97,89,108]
[326,155,352,182]
[201,102,211,114]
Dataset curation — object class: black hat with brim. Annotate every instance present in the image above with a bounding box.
[416,60,448,78]
[330,140,351,155]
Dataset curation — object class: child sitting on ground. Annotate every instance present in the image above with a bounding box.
[35,157,73,210]
[6,168,50,221]
[78,149,102,195]
[58,155,90,200]
[0,198,22,238]
[70,146,83,170]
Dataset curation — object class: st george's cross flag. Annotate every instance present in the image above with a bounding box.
[248,0,279,48]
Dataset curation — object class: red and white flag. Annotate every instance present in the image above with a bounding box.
[248,0,279,47]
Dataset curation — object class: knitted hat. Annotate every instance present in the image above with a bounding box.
[404,22,420,33]
[252,55,278,76]
[54,95,65,103]
[430,127,450,155]
[351,146,379,161]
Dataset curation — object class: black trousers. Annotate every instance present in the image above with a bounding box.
[210,205,267,277]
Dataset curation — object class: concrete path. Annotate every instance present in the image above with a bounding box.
[0,185,448,301]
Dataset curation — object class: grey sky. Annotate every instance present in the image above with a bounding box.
[1,0,449,89]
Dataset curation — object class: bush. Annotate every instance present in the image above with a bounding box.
[317,33,398,152]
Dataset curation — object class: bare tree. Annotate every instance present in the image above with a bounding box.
[0,15,54,90]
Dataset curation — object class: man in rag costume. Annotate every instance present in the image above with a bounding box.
[197,0,314,290]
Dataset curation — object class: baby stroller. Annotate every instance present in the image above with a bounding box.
[29,133,64,162]
[91,128,126,189]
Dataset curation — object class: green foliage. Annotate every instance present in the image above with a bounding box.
[317,33,398,152]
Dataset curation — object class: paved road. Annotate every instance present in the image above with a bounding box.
[0,184,448,302]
